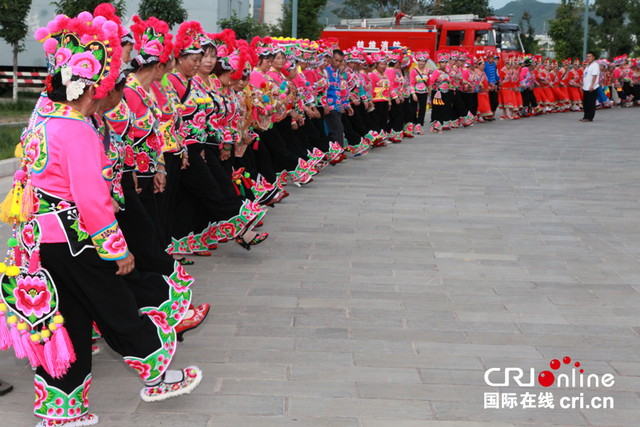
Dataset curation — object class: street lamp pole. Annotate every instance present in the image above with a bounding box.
[292,0,298,37]
[582,0,589,60]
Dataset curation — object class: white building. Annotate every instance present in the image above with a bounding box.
[0,0,254,68]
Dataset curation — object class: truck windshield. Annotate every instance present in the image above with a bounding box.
[499,31,523,51]
[474,30,494,46]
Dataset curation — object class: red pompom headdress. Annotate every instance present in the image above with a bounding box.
[131,15,174,66]
[174,21,204,57]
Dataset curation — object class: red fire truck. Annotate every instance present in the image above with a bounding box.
[321,14,524,63]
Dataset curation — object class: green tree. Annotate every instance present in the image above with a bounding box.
[548,0,596,59]
[519,11,541,55]
[218,12,279,40]
[592,0,634,58]
[278,0,327,39]
[0,0,33,101]
[52,0,125,17]
[438,0,493,18]
[332,0,376,19]
[138,0,188,28]
[630,0,640,55]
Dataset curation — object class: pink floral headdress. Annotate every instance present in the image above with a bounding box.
[130,15,174,67]
[414,51,430,62]
[174,21,204,57]
[219,39,252,80]
[35,10,122,101]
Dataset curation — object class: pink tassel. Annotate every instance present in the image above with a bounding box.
[0,312,11,350]
[10,322,25,358]
[53,323,76,365]
[28,250,40,274]
[21,331,41,368]
[15,248,21,267]
[43,337,59,378]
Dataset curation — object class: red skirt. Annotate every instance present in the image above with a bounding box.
[568,87,582,102]
[499,87,516,109]
[552,87,569,104]
[477,92,492,117]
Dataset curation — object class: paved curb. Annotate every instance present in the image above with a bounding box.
[0,157,18,178]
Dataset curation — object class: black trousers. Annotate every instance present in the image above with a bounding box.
[156,153,182,248]
[452,90,470,119]
[342,112,364,146]
[347,103,369,137]
[461,92,478,117]
[302,112,330,152]
[117,172,175,276]
[371,101,389,132]
[173,144,243,240]
[275,119,308,160]
[582,90,597,120]
[521,89,538,110]
[357,103,376,131]
[259,126,300,172]
[410,93,429,126]
[324,109,345,147]
[247,137,277,182]
[388,100,404,132]
[204,145,237,198]
[37,244,170,396]
[431,90,452,126]
[402,98,412,125]
[489,90,499,112]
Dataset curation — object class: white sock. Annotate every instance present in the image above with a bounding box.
[163,369,184,384]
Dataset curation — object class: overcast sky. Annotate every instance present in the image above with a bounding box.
[489,0,560,10]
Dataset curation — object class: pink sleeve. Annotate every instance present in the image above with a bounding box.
[409,69,417,92]
[428,70,440,86]
[58,122,129,261]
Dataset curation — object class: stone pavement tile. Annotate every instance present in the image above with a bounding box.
[582,409,640,426]
[406,319,521,333]
[465,332,589,348]
[358,382,489,402]
[537,346,640,363]
[288,396,435,419]
[179,336,295,351]
[242,306,347,317]
[294,316,404,329]
[135,395,284,416]
[402,301,510,313]
[208,416,360,427]
[608,361,640,376]
[350,328,468,344]
[349,290,450,301]
[416,342,542,359]
[295,337,415,353]
[419,368,491,386]
[194,363,288,380]
[518,323,637,337]
[99,414,211,427]
[228,349,354,366]
[456,313,569,324]
[297,298,401,309]
[354,353,483,370]
[218,379,358,398]
[205,313,294,326]
[236,326,349,339]
[363,420,516,427]
[290,365,421,383]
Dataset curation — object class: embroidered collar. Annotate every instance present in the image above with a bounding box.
[38,102,89,122]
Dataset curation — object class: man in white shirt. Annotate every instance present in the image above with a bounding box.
[581,52,600,122]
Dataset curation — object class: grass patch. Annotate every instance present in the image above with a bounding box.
[0,124,23,160]
[0,99,37,116]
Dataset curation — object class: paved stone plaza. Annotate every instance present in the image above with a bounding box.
[2,109,640,426]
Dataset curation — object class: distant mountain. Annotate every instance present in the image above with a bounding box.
[495,0,559,34]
